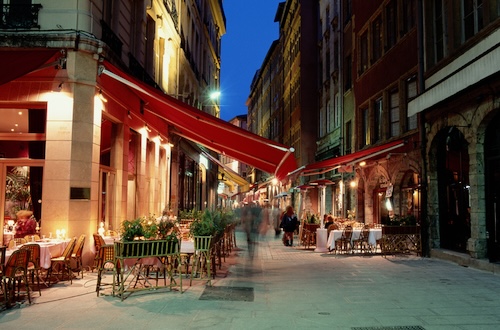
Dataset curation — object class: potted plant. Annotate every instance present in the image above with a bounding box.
[190,209,217,237]
[121,217,145,241]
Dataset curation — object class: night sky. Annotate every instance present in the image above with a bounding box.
[219,0,282,121]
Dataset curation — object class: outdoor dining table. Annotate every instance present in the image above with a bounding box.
[4,239,71,269]
[326,228,382,252]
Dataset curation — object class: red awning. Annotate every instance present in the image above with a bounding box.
[98,61,297,181]
[303,139,406,176]
[0,49,61,86]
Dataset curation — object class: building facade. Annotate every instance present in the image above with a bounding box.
[0,0,225,267]
[409,0,500,261]
[249,0,500,265]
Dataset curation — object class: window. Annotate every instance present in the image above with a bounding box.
[333,40,339,70]
[326,99,332,134]
[433,0,446,63]
[344,54,352,90]
[334,93,341,129]
[319,100,327,137]
[345,120,352,154]
[361,107,370,147]
[145,15,155,77]
[462,0,484,42]
[372,15,383,62]
[374,98,383,142]
[386,0,397,49]
[389,91,400,137]
[344,0,352,25]
[406,76,418,131]
[402,0,416,35]
[359,31,368,74]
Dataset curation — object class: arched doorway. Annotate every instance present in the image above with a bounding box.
[485,112,500,262]
[437,126,470,252]
[400,170,421,224]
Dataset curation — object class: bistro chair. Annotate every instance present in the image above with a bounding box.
[7,238,27,249]
[352,225,371,254]
[71,234,86,278]
[0,245,5,302]
[24,235,41,242]
[0,245,6,269]
[334,225,353,254]
[301,223,319,249]
[92,233,106,271]
[327,223,339,237]
[20,244,43,295]
[47,237,77,285]
[190,236,213,286]
[2,248,31,307]
[96,244,120,296]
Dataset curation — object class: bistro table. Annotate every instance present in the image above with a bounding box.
[327,228,382,252]
[4,239,71,269]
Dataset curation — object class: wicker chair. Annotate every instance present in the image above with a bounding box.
[8,238,27,249]
[96,244,120,296]
[3,248,31,307]
[334,225,353,254]
[24,235,41,242]
[47,237,77,285]
[20,244,43,295]
[71,234,86,278]
[352,226,371,253]
[92,233,106,271]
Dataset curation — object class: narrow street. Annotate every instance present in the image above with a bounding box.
[2,229,500,329]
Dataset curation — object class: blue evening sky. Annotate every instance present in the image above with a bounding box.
[219,0,282,121]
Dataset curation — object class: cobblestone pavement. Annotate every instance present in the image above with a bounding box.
[1,229,500,329]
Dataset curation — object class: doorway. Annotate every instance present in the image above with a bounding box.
[485,113,500,262]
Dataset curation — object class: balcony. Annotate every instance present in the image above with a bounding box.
[100,20,123,57]
[1,4,42,30]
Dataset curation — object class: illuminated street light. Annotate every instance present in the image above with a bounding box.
[209,91,221,100]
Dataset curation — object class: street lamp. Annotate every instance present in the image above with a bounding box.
[209,91,221,100]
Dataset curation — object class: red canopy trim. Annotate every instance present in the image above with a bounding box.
[98,61,297,181]
[0,49,62,86]
[302,139,406,176]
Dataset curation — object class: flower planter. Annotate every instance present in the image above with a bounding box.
[113,238,182,300]
[115,239,179,258]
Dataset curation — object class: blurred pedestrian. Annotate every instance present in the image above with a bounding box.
[280,205,298,246]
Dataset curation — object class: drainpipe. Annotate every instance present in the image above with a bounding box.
[417,0,429,257]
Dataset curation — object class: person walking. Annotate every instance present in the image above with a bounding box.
[280,205,298,246]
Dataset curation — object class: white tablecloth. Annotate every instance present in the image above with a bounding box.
[5,239,71,269]
[327,229,382,251]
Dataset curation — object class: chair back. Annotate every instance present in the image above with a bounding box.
[193,236,212,252]
[97,244,119,270]
[4,248,30,278]
[73,234,86,257]
[360,226,370,240]
[342,225,353,240]
[327,223,339,235]
[93,233,105,251]
[0,245,6,272]
[20,243,41,269]
[13,237,27,245]
[24,234,41,242]
[61,237,77,261]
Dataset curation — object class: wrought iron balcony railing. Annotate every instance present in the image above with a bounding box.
[100,20,123,57]
[1,4,43,30]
